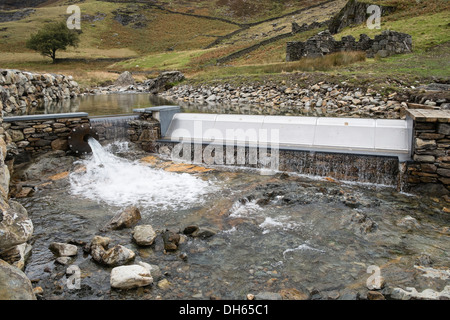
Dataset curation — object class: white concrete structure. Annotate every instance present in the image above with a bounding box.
[163,113,413,161]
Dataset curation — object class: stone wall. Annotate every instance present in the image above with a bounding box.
[90,114,160,153]
[159,82,406,119]
[0,69,80,115]
[405,109,450,196]
[1,0,46,10]
[128,113,161,153]
[2,114,90,163]
[286,30,412,61]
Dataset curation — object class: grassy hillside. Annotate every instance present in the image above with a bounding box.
[0,0,448,88]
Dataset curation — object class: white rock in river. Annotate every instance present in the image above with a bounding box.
[138,261,162,280]
[110,264,153,289]
[132,225,157,246]
[49,242,78,257]
[390,285,450,300]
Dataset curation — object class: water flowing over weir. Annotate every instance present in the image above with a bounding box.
[155,112,412,187]
[89,114,139,142]
[69,138,215,210]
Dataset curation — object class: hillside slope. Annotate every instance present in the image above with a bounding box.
[0,0,448,88]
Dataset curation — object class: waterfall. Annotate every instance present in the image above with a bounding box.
[89,115,139,142]
[69,138,215,210]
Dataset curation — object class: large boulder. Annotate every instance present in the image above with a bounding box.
[145,71,185,94]
[114,71,135,87]
[0,200,33,253]
[0,259,36,300]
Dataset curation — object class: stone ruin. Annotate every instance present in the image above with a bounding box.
[286,30,413,61]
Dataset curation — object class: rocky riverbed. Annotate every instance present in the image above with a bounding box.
[3,141,449,300]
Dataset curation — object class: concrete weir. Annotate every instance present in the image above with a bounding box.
[162,113,413,162]
[152,110,413,185]
[4,106,450,191]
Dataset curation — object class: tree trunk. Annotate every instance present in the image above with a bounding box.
[51,49,57,63]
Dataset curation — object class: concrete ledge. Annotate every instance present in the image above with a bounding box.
[406,109,450,123]
[4,112,89,123]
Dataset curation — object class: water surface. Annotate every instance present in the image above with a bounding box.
[16,140,450,300]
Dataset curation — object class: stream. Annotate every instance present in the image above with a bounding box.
[14,139,450,300]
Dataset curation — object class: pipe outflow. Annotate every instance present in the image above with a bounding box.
[68,123,99,155]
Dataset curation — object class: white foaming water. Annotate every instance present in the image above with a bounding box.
[283,243,326,259]
[69,138,216,210]
[228,200,306,234]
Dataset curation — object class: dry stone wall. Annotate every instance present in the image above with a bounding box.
[0,69,80,115]
[2,114,90,163]
[286,30,412,61]
[405,109,450,196]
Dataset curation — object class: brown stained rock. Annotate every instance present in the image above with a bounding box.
[103,206,141,231]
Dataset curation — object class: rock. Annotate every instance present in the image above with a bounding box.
[55,257,72,265]
[0,259,36,300]
[114,71,135,87]
[415,254,433,267]
[0,200,33,253]
[416,138,436,150]
[397,215,420,230]
[90,235,135,266]
[138,262,162,280]
[110,264,153,289]
[0,243,32,270]
[32,287,43,295]
[49,242,78,257]
[91,243,135,267]
[390,285,450,300]
[91,235,111,248]
[145,71,185,94]
[254,292,282,300]
[162,230,180,251]
[14,187,34,198]
[103,206,141,230]
[157,278,171,290]
[191,227,217,239]
[410,183,449,196]
[338,289,358,300]
[438,123,450,135]
[367,291,386,300]
[51,138,68,151]
[183,225,199,235]
[279,288,310,300]
[132,225,157,246]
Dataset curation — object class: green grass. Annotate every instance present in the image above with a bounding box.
[193,51,367,81]
[0,0,448,88]
[116,50,208,71]
[335,11,450,52]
